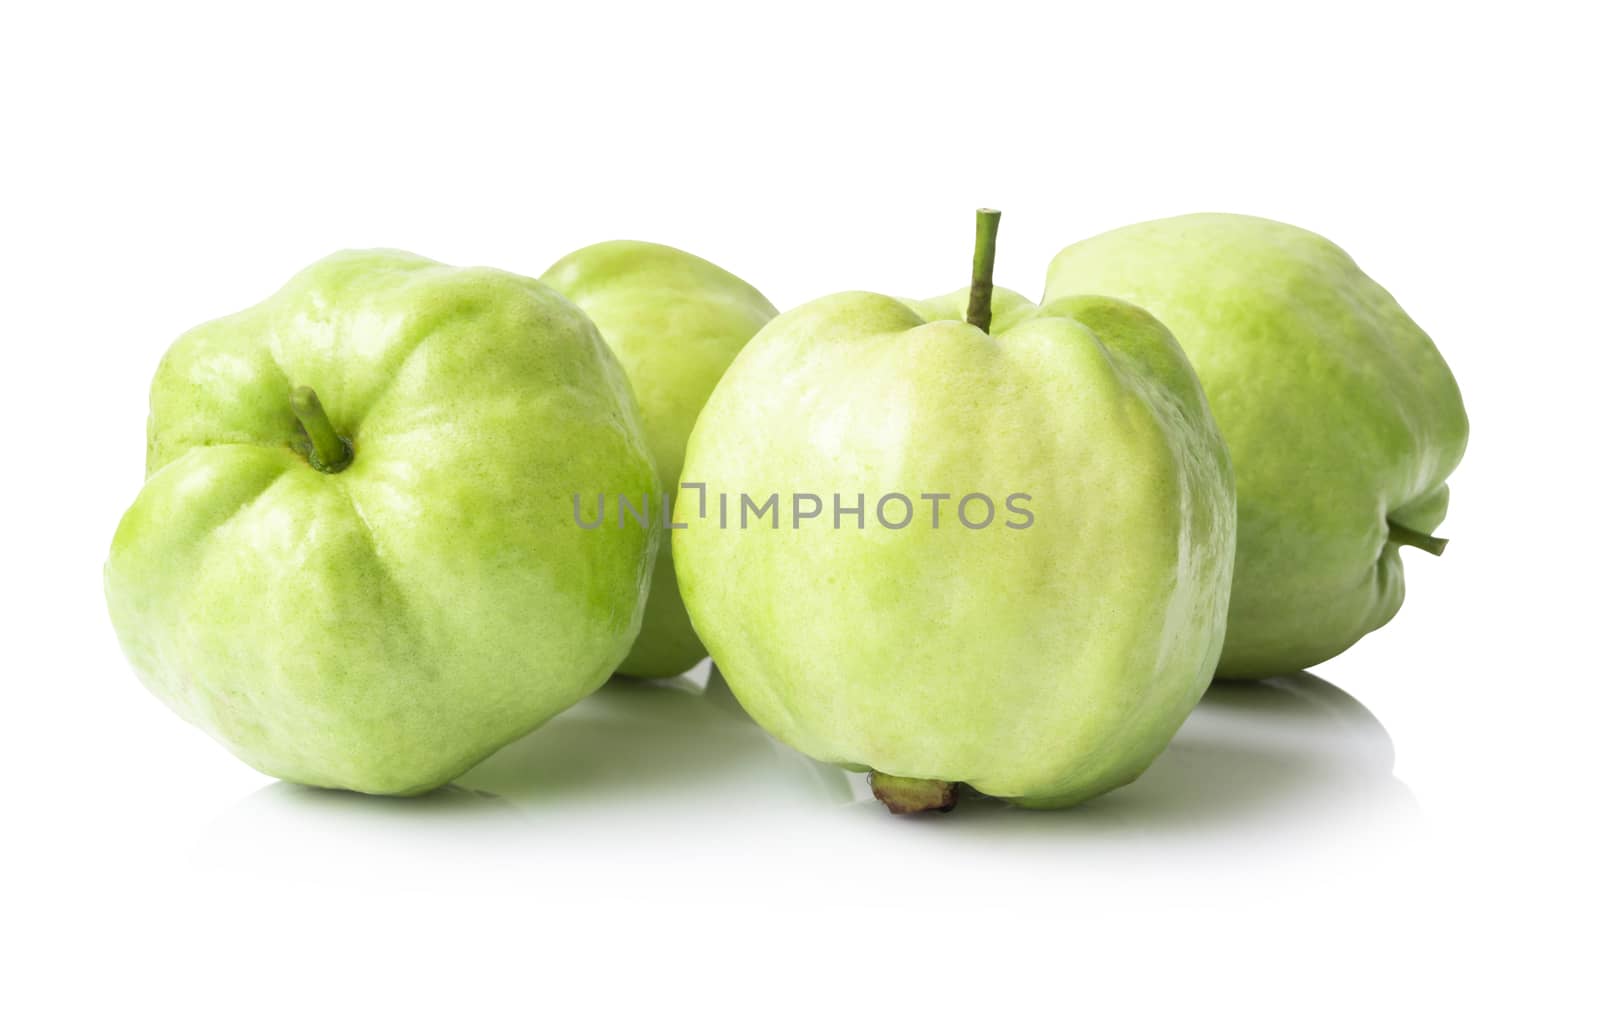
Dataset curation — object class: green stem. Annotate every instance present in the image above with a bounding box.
[290,386,351,472]
[869,772,958,815]
[1388,521,1447,556]
[964,208,1002,333]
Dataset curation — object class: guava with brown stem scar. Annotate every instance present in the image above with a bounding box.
[675,211,1236,812]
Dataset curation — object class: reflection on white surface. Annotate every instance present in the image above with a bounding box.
[459,664,853,808]
[925,673,1418,856]
[196,665,1419,896]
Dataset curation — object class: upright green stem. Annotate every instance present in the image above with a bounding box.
[964,208,1002,334]
[1388,521,1448,556]
[290,386,351,472]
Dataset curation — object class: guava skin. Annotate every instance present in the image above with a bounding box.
[542,241,777,678]
[673,287,1235,807]
[105,250,661,795]
[1044,214,1469,678]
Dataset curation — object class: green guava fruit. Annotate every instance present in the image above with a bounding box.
[105,250,660,795]
[542,241,776,678]
[673,212,1236,812]
[1044,214,1469,677]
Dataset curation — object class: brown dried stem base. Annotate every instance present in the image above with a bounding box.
[869,773,958,814]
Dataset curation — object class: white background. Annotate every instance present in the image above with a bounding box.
[3,1,1595,1008]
